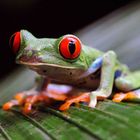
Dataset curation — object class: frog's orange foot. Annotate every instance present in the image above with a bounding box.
[2,90,37,110]
[59,92,90,111]
[2,92,29,111]
[112,93,126,102]
[3,89,68,114]
[112,91,139,103]
[3,94,44,114]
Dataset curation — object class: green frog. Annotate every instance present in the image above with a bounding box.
[3,30,140,114]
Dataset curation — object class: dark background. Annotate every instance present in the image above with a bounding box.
[0,0,134,78]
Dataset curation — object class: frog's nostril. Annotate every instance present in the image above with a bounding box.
[9,31,21,54]
[43,70,47,73]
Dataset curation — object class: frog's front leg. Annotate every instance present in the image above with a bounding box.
[60,51,117,111]
[89,51,117,107]
[3,77,67,114]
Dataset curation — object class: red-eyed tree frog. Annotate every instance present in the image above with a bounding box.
[3,30,140,114]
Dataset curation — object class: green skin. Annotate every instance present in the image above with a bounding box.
[16,30,140,107]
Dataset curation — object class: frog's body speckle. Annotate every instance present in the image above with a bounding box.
[69,72,73,76]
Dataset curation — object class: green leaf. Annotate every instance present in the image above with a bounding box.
[0,70,140,140]
[0,1,140,140]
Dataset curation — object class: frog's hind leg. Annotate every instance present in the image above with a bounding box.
[113,71,140,102]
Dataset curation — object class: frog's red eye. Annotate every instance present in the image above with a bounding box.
[59,35,81,60]
[9,31,21,53]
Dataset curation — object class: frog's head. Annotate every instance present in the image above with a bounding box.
[9,30,89,80]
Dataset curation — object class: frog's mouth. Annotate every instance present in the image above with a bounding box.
[16,53,81,70]
[17,55,86,80]
[18,60,79,69]
[18,60,85,81]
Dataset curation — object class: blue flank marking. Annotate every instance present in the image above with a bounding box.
[90,57,103,72]
[115,70,122,79]
[79,57,103,78]
[80,57,122,79]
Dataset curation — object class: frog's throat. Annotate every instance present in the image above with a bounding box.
[17,60,80,69]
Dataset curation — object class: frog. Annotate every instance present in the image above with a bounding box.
[3,30,140,114]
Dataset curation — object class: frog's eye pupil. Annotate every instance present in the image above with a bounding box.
[68,41,76,54]
[10,31,21,54]
[59,35,81,60]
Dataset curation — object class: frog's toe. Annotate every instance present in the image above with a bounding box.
[112,93,126,102]
[89,93,97,108]
[2,100,19,111]
[59,101,71,111]
[89,98,97,108]
[59,93,90,111]
[22,102,33,114]
[22,94,50,114]
[14,93,26,104]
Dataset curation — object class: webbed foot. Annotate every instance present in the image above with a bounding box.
[3,89,67,114]
[3,91,37,112]
[112,89,140,102]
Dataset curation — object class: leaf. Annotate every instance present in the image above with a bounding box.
[0,68,140,140]
[0,1,140,140]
